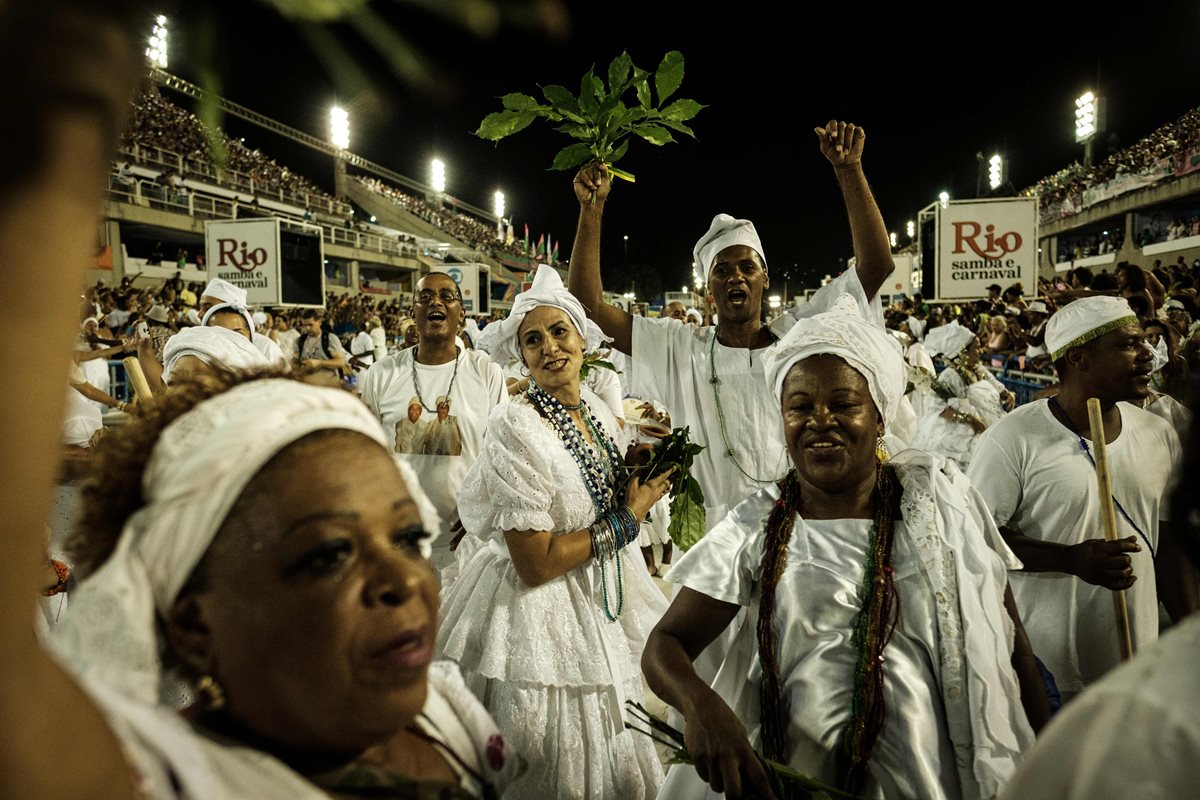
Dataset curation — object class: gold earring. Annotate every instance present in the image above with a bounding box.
[875,434,890,463]
[196,674,226,711]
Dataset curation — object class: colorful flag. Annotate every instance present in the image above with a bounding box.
[551,238,559,262]
[523,223,530,255]
[536,233,545,259]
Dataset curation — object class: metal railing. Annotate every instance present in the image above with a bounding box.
[108,173,420,260]
[119,143,353,218]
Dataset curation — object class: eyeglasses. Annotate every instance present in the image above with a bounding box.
[415,291,462,306]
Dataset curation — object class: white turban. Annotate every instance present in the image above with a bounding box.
[685,307,703,324]
[201,302,256,335]
[1045,296,1138,361]
[161,325,270,383]
[923,320,977,359]
[1164,298,1186,311]
[200,277,247,307]
[763,293,906,427]
[490,264,610,365]
[693,213,767,274]
[51,379,440,706]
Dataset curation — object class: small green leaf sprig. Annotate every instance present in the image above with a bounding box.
[475,51,705,183]
[627,426,707,551]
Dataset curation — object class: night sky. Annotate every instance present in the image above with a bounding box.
[162,1,1200,297]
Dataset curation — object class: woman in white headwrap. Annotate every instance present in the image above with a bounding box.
[438,265,673,799]
[35,370,521,799]
[643,295,1046,800]
[910,320,1014,471]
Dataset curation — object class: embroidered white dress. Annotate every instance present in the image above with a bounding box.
[659,453,1032,800]
[911,366,1007,471]
[438,387,668,799]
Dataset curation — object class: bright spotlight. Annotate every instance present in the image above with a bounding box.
[431,159,446,193]
[329,106,350,150]
[988,154,1003,190]
[146,15,168,69]
[494,191,505,218]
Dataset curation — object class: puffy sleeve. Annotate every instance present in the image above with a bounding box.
[458,402,557,535]
[664,486,776,606]
[585,365,625,421]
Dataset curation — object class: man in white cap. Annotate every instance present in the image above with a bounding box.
[569,120,894,535]
[199,278,288,369]
[360,271,507,570]
[969,296,1196,697]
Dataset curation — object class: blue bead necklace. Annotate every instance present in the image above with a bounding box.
[527,380,627,619]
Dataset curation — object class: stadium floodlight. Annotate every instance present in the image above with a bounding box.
[431,159,446,193]
[146,15,168,69]
[938,191,950,207]
[1075,91,1097,142]
[906,220,915,239]
[889,232,898,248]
[768,294,782,309]
[493,191,505,219]
[329,106,350,150]
[989,154,1004,190]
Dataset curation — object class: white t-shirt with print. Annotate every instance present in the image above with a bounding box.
[361,347,507,568]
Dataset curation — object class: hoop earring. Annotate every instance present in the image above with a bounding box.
[875,434,890,463]
[520,362,530,377]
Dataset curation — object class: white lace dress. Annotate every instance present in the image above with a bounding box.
[437,388,668,800]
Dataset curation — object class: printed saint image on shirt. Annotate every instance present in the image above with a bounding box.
[394,395,463,456]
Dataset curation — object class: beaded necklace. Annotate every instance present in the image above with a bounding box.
[411,345,460,413]
[757,465,900,795]
[527,381,627,620]
[707,330,780,484]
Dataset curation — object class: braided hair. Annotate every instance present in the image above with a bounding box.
[755,463,903,794]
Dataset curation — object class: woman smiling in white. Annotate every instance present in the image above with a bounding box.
[438,266,674,799]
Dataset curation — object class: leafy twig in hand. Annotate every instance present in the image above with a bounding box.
[475,51,705,183]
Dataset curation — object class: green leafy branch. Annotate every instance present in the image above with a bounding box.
[475,50,705,181]
[624,702,862,800]
[626,426,707,551]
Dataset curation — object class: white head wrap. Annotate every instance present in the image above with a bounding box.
[693,213,767,274]
[1165,298,1186,311]
[182,308,201,326]
[251,311,268,327]
[763,293,906,427]
[685,307,703,324]
[923,320,977,359]
[201,302,256,336]
[490,264,610,365]
[51,379,440,705]
[200,277,248,307]
[1045,296,1138,361]
[161,325,270,383]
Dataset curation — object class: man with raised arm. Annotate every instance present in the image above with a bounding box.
[569,120,895,533]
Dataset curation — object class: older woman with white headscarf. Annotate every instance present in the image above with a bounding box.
[31,372,522,800]
[909,320,1014,471]
[437,265,674,799]
[643,295,1045,800]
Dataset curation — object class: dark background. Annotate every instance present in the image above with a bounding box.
[159,1,1200,297]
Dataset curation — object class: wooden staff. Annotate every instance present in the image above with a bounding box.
[122,356,153,403]
[1086,398,1135,661]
